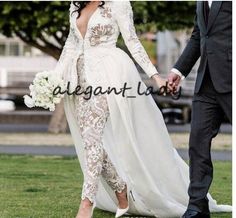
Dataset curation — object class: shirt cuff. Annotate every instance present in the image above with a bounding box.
[171,68,185,80]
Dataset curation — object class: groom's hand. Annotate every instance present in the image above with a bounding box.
[168,71,181,91]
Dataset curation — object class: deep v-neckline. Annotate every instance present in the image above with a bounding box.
[76,3,100,40]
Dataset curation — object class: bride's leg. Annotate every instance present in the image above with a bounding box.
[75,94,128,217]
[92,95,128,208]
[102,152,128,209]
[75,95,105,217]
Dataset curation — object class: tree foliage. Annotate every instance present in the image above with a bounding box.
[0,1,196,59]
[133,1,196,32]
[0,1,70,59]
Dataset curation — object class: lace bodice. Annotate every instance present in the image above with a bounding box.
[55,0,158,82]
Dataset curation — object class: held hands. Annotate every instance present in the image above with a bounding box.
[167,71,181,92]
[152,74,168,89]
[151,72,181,96]
[152,74,175,96]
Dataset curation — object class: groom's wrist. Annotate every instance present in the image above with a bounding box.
[171,68,185,80]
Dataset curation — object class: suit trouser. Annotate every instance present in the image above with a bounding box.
[187,68,232,213]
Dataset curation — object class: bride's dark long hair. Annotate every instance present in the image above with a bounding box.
[72,1,105,18]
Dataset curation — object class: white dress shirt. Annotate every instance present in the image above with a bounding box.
[171,0,212,79]
[208,0,212,8]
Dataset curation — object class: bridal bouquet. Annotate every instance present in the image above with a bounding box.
[24,71,66,111]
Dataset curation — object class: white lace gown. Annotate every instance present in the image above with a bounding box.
[54,1,232,217]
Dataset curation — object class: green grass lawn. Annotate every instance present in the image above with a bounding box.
[0,155,232,218]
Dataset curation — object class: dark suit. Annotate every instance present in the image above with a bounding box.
[173,1,232,214]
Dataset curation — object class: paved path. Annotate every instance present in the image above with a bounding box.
[0,145,231,161]
[0,123,232,133]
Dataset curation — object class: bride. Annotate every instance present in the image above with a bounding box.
[53,1,232,217]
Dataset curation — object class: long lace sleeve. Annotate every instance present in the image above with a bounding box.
[54,2,76,78]
[114,1,159,78]
[54,31,74,78]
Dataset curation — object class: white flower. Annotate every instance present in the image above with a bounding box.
[53,97,61,104]
[23,95,35,108]
[24,70,65,111]
[49,104,56,112]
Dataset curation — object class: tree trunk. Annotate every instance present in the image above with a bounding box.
[48,100,68,133]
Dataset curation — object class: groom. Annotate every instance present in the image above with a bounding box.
[168,1,232,218]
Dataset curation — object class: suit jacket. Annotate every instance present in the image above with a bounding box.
[174,1,232,94]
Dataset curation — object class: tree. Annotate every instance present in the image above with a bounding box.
[132,1,196,32]
[0,1,70,59]
[0,1,196,133]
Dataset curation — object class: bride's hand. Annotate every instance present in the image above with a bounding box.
[151,74,173,95]
[152,74,173,96]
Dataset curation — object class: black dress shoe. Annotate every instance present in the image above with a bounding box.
[182,209,210,218]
